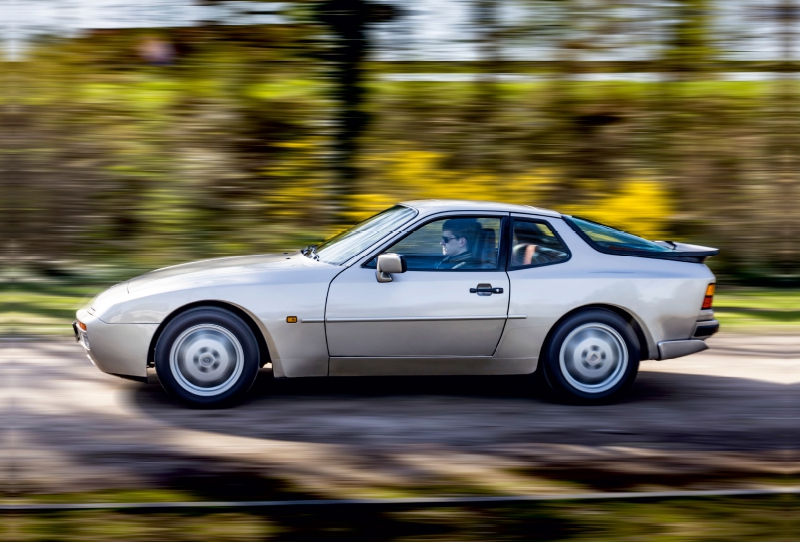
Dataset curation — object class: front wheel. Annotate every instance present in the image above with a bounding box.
[542,309,640,403]
[155,307,260,407]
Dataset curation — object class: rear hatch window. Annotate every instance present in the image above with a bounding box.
[566,217,672,253]
[563,216,718,263]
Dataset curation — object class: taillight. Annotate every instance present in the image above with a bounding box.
[701,284,715,310]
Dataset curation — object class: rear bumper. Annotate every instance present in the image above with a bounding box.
[657,339,709,360]
[656,314,719,360]
[693,319,719,339]
[75,309,157,379]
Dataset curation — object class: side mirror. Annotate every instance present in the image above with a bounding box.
[376,254,407,283]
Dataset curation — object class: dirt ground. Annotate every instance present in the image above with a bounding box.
[2,335,798,501]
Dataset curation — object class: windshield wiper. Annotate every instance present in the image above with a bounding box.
[302,245,319,260]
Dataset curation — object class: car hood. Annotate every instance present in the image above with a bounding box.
[126,253,321,293]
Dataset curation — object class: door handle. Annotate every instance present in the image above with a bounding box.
[470,283,503,296]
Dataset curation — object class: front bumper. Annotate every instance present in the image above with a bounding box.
[75,309,158,380]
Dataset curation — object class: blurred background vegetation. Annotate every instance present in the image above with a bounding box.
[6,497,797,541]
[2,0,799,333]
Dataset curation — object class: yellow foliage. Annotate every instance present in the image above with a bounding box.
[561,180,672,239]
[353,149,551,222]
[357,150,672,240]
[342,194,399,224]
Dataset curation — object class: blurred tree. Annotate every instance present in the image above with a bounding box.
[465,0,500,170]
[774,0,799,277]
[662,0,716,76]
[515,0,638,199]
[313,0,400,217]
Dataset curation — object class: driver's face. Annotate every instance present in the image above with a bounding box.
[441,230,467,257]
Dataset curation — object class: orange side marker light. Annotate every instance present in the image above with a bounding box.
[286,316,298,323]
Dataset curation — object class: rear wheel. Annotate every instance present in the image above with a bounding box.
[155,307,260,407]
[542,309,639,403]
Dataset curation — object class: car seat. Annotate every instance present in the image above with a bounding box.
[476,228,498,268]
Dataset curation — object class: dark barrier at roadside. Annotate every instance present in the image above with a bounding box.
[4,487,798,513]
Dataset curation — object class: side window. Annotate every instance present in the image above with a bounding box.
[369,216,503,271]
[510,219,570,269]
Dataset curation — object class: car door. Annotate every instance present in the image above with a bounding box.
[325,214,510,375]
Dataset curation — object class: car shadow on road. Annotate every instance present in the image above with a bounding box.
[137,365,681,408]
[129,367,799,451]
[139,368,560,406]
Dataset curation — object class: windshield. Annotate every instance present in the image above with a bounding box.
[312,205,418,265]
[566,216,673,253]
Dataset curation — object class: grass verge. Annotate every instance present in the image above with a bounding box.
[3,496,797,541]
[3,273,798,337]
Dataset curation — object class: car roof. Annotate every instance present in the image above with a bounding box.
[400,199,561,218]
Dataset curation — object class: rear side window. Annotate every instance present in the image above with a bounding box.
[565,216,672,254]
[510,219,570,269]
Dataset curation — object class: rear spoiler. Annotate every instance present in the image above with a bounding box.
[650,241,719,263]
[589,242,718,263]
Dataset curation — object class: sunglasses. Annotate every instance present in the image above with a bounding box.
[442,236,460,244]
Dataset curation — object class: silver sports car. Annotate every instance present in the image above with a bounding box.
[74,200,719,406]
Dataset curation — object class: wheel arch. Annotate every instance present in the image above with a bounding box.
[147,300,273,369]
[541,304,653,361]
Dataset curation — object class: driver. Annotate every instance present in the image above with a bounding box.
[436,218,482,269]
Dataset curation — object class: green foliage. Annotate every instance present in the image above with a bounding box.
[6,497,796,541]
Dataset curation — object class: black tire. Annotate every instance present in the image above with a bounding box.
[155,307,260,407]
[542,309,640,404]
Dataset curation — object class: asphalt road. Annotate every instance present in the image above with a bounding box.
[3,335,798,501]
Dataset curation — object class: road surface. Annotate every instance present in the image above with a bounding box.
[2,335,798,501]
